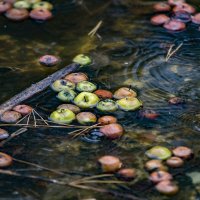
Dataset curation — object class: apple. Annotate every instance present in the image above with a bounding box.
[145,160,167,172]
[98,155,122,173]
[114,87,137,99]
[76,81,97,92]
[27,0,41,4]
[49,108,75,124]
[94,89,113,99]
[64,72,88,84]
[0,152,13,167]
[14,1,31,9]
[150,171,172,183]
[74,92,99,108]
[57,104,80,114]
[1,111,22,123]
[117,97,142,111]
[172,146,193,159]
[166,157,184,168]
[146,146,172,160]
[98,116,117,125]
[155,181,179,195]
[57,89,77,102]
[117,168,137,181]
[76,112,97,125]
[51,79,75,92]
[12,104,33,116]
[32,1,53,10]
[100,123,123,139]
[97,99,118,112]
[0,128,9,140]
[73,54,92,66]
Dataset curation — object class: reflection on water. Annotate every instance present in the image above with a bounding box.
[0,0,200,199]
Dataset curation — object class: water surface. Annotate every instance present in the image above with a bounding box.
[0,0,200,199]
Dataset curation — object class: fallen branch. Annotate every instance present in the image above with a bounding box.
[0,63,80,117]
[0,128,27,147]
[0,168,145,200]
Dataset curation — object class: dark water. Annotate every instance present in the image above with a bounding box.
[0,0,200,199]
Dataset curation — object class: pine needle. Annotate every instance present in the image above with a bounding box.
[88,21,103,37]
[165,43,183,62]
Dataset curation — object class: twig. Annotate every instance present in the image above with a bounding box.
[40,119,92,128]
[33,109,49,125]
[0,169,65,184]
[16,113,31,125]
[165,43,183,62]
[88,21,103,38]
[0,169,145,200]
[74,180,125,184]
[13,158,66,176]
[71,123,101,138]
[26,113,31,125]
[0,128,27,147]
[13,158,91,176]
[71,174,114,184]
[32,110,37,127]
[68,183,145,200]
[0,124,87,129]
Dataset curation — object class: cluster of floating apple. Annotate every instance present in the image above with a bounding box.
[0,104,33,123]
[144,145,193,195]
[98,155,137,181]
[51,76,142,113]
[0,0,53,21]
[49,54,142,139]
[151,0,200,31]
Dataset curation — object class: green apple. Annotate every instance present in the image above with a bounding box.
[76,81,97,92]
[76,112,97,125]
[26,0,41,4]
[73,54,92,66]
[50,109,75,124]
[51,79,75,92]
[97,99,118,112]
[146,146,172,160]
[14,1,31,9]
[32,1,53,10]
[117,97,142,111]
[57,89,77,102]
[74,92,99,108]
[57,104,80,114]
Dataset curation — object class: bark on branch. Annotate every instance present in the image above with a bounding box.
[0,63,80,117]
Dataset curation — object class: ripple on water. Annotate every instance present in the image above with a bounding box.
[100,34,200,132]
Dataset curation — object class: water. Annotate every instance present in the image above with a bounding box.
[0,0,200,199]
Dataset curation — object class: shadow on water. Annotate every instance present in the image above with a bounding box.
[0,0,200,199]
